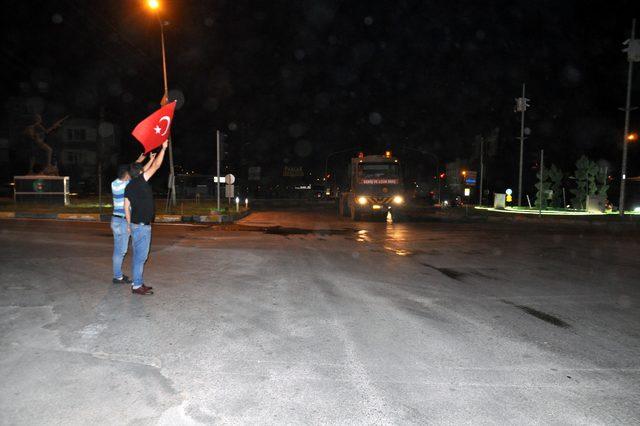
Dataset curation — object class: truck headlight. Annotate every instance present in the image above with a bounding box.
[357,196,368,205]
[393,195,404,204]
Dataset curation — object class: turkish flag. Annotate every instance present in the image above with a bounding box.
[131,101,177,153]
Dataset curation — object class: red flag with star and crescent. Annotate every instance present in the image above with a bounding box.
[131,101,177,153]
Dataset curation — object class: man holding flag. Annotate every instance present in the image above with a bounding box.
[111,152,155,286]
[124,101,176,295]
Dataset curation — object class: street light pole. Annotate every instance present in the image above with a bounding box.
[619,18,637,216]
[150,1,177,207]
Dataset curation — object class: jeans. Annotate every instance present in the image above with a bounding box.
[131,223,152,289]
[111,216,129,279]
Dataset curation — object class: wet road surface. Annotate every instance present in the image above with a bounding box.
[1,211,639,424]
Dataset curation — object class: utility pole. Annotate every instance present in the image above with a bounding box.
[619,18,638,216]
[98,108,105,216]
[478,137,484,206]
[515,83,530,207]
[216,130,221,211]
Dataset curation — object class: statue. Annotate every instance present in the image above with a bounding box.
[24,114,68,175]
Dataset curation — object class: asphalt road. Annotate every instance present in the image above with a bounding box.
[1,211,639,424]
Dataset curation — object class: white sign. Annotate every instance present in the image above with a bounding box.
[225,184,234,198]
[464,187,471,197]
[225,174,235,184]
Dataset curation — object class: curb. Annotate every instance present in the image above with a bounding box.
[15,212,59,220]
[155,214,183,223]
[0,210,251,224]
[57,213,101,221]
[483,214,640,230]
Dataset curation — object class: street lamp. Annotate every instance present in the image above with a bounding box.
[628,132,638,142]
[146,0,177,207]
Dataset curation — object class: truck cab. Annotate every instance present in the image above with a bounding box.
[339,151,405,220]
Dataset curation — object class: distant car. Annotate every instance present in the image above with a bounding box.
[311,185,325,199]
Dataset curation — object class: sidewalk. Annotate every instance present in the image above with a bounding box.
[0,198,251,223]
[0,210,251,223]
[401,205,640,230]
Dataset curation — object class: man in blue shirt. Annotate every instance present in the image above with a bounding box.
[111,153,155,284]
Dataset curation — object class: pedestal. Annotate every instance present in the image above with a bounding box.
[14,175,70,205]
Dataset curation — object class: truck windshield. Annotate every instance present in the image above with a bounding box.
[357,163,401,184]
[358,163,400,179]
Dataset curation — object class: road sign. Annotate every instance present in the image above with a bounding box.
[283,166,304,177]
[225,184,234,198]
[225,174,235,185]
[464,170,477,186]
[506,188,513,195]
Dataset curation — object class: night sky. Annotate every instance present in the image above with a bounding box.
[3,0,638,190]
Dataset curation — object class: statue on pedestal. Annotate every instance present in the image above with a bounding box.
[24,114,68,175]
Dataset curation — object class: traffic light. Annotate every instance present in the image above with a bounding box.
[439,172,446,179]
[515,96,530,112]
[219,132,229,162]
[622,38,640,62]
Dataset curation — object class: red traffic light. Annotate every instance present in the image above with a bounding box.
[439,172,446,179]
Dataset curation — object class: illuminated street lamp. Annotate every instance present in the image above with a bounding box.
[627,132,638,142]
[146,0,177,207]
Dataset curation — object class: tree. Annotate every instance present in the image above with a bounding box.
[547,164,564,208]
[534,168,552,209]
[595,166,609,199]
[570,156,598,210]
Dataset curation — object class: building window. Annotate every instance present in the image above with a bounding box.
[65,151,82,164]
[66,128,87,142]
